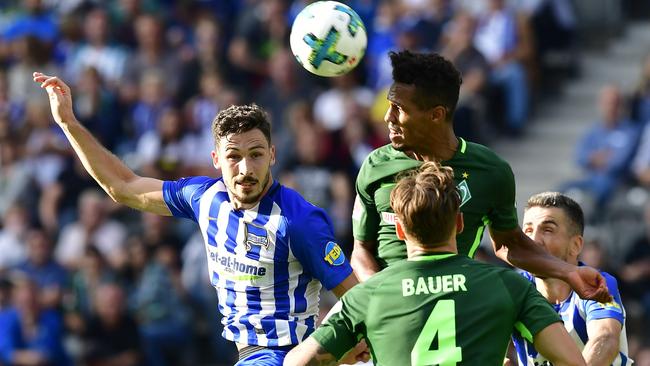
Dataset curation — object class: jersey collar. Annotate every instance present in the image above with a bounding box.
[408,252,458,262]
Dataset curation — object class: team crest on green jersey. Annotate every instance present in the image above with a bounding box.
[457,180,472,207]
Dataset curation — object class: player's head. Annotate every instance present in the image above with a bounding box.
[211,104,275,208]
[390,161,462,248]
[385,50,461,151]
[524,192,584,264]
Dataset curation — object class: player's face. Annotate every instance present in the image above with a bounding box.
[385,83,437,152]
[523,206,580,262]
[212,129,275,209]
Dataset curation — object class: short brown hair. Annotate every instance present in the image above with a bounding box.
[525,192,584,236]
[390,161,460,246]
[212,104,271,146]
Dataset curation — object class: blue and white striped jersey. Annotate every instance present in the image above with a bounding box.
[512,267,632,366]
[163,176,353,347]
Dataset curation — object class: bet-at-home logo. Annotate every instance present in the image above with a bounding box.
[457,180,472,207]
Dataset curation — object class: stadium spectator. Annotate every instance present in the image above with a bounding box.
[0,204,29,273]
[55,189,128,270]
[0,71,25,126]
[14,228,68,309]
[630,53,650,125]
[510,192,632,365]
[64,7,128,88]
[441,11,491,143]
[127,69,172,143]
[474,0,534,135]
[280,121,353,242]
[0,140,33,218]
[7,35,59,108]
[81,283,142,366]
[22,99,71,189]
[0,274,70,366]
[1,0,58,45]
[256,47,314,173]
[38,157,99,234]
[176,15,230,106]
[72,66,123,152]
[227,0,290,92]
[125,238,193,366]
[563,85,640,211]
[314,72,374,133]
[64,245,118,335]
[120,13,181,105]
[134,106,193,180]
[286,162,585,366]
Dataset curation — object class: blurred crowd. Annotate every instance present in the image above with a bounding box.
[0,0,648,365]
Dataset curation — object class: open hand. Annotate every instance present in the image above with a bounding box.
[33,72,76,125]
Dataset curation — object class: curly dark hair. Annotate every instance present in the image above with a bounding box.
[212,104,272,145]
[389,50,462,116]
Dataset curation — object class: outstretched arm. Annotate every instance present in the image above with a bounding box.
[491,227,611,303]
[34,72,171,215]
[350,239,380,282]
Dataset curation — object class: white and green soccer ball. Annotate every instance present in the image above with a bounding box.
[289,1,367,77]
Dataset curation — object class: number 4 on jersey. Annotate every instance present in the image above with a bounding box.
[411,299,463,366]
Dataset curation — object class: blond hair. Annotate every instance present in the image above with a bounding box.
[390,161,460,246]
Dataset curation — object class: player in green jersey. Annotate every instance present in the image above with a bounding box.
[284,162,585,366]
[351,50,611,303]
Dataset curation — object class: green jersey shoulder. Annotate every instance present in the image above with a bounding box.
[353,140,518,266]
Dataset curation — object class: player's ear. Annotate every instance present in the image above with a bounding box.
[211,150,220,170]
[395,219,406,241]
[569,234,584,259]
[270,144,276,166]
[456,212,464,234]
[431,105,447,124]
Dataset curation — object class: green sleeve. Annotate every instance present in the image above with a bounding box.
[352,161,380,242]
[311,287,369,360]
[487,161,519,232]
[505,273,561,342]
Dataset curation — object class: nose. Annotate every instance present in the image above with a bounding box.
[384,104,396,125]
[238,157,251,175]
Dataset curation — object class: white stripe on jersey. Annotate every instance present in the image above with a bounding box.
[196,181,234,340]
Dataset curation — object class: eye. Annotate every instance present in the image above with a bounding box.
[251,151,263,159]
[226,154,241,162]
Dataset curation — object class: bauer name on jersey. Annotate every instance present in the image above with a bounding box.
[163,177,352,347]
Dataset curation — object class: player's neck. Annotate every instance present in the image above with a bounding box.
[408,130,458,162]
[536,277,572,304]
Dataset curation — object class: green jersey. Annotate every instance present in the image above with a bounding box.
[312,254,561,366]
[352,139,518,267]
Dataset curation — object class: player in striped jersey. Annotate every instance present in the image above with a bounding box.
[34,73,358,366]
[510,192,632,366]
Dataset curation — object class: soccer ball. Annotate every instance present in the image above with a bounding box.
[289,1,367,77]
